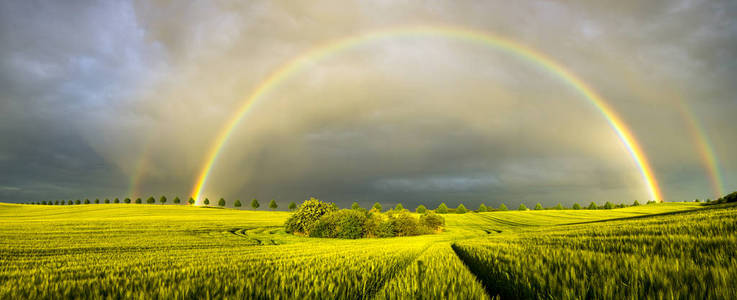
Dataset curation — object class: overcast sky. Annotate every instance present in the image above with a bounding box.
[1,0,735,208]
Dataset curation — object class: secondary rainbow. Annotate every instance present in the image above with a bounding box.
[190,25,663,203]
[676,102,724,199]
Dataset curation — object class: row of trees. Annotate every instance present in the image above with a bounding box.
[27,197,656,213]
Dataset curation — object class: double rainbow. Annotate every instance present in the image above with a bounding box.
[189,25,663,204]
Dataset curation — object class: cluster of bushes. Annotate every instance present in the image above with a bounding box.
[285,198,445,239]
[704,191,737,205]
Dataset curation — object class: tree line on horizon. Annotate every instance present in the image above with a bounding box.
[26,191,737,212]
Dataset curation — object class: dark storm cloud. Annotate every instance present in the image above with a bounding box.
[1,0,735,207]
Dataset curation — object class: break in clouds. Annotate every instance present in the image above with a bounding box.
[1,0,736,208]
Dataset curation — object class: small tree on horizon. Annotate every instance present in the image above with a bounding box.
[372,202,382,212]
[269,199,278,210]
[173,197,181,204]
[288,202,297,211]
[518,204,528,211]
[95,198,100,204]
[160,196,167,204]
[572,203,581,210]
[204,198,210,205]
[218,198,226,207]
[114,198,120,203]
[498,203,508,211]
[135,198,142,204]
[104,199,110,204]
[146,197,155,204]
[632,200,640,206]
[188,198,195,205]
[251,198,260,209]
[534,203,543,210]
[554,203,564,210]
[478,203,488,212]
[395,203,404,211]
[234,200,242,207]
[84,199,90,204]
[456,204,467,214]
[588,202,598,210]
[415,204,427,214]
[604,201,615,209]
[351,202,361,210]
[436,203,448,214]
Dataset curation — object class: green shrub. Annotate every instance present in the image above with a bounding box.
[436,203,448,214]
[204,198,210,205]
[604,202,615,209]
[284,197,338,234]
[218,198,226,207]
[498,203,508,211]
[415,205,427,214]
[588,202,598,209]
[518,204,527,211]
[84,199,90,204]
[376,220,396,238]
[234,200,242,207]
[351,202,361,210]
[477,203,488,212]
[372,202,382,212]
[554,203,564,210]
[269,199,278,210]
[173,197,181,204]
[251,199,259,209]
[572,203,581,210]
[534,203,543,210]
[456,204,467,214]
[363,213,384,237]
[289,202,297,211]
[394,203,404,211]
[188,198,195,205]
[135,198,141,204]
[94,199,99,204]
[387,211,424,236]
[310,209,367,239]
[159,196,166,204]
[104,199,110,204]
[147,197,155,204]
[419,212,445,231]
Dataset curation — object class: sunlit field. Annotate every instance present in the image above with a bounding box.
[1,202,734,299]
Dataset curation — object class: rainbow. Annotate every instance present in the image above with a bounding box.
[190,25,663,204]
[676,102,724,199]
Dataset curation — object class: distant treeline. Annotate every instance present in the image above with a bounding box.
[25,191,737,212]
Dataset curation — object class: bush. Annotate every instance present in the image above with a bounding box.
[554,203,564,210]
[363,213,384,237]
[372,202,382,212]
[234,200,242,207]
[376,220,396,238]
[135,198,142,204]
[415,205,427,214]
[289,202,297,211]
[351,202,361,210]
[310,209,367,239]
[94,199,100,204]
[587,202,598,210]
[251,199,259,209]
[436,203,448,214]
[188,198,195,205]
[518,204,527,211]
[420,212,445,231]
[534,203,543,210]
[478,203,488,212]
[284,197,338,234]
[604,202,615,209]
[394,203,404,211]
[173,197,181,204]
[390,211,425,236]
[84,199,90,204]
[147,197,155,204]
[218,198,226,207]
[456,204,467,214]
[572,203,581,210]
[104,199,110,204]
[269,199,278,210]
[498,204,508,211]
[160,196,167,204]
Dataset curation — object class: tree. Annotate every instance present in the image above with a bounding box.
[695,198,700,203]
[572,203,581,210]
[534,203,543,210]
[234,200,242,207]
[395,203,404,211]
[218,198,226,207]
[436,203,448,214]
[173,197,181,204]
[104,199,110,204]
[135,198,142,204]
[204,198,210,205]
[94,199,100,204]
[415,204,427,214]
[419,212,445,230]
[269,199,278,210]
[588,202,598,210]
[146,197,155,204]
[288,202,297,211]
[372,202,382,212]
[188,198,195,205]
[478,203,488,212]
[284,197,338,234]
[456,204,467,214]
[115,198,120,204]
[160,196,167,204]
[251,198,260,209]
[351,202,361,210]
[84,199,90,204]
[554,203,564,210]
[60,200,66,205]
[498,203,508,211]
[604,201,615,209]
[42,201,47,205]
[518,204,528,211]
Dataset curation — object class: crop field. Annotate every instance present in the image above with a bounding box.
[1,202,734,299]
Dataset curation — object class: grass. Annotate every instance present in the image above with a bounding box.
[0,201,732,299]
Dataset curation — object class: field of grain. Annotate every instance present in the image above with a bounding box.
[1,201,734,299]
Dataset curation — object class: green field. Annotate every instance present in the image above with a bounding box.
[1,202,735,299]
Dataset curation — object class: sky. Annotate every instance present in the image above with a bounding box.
[1,0,735,209]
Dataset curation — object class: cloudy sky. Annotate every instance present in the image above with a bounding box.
[1,0,735,208]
